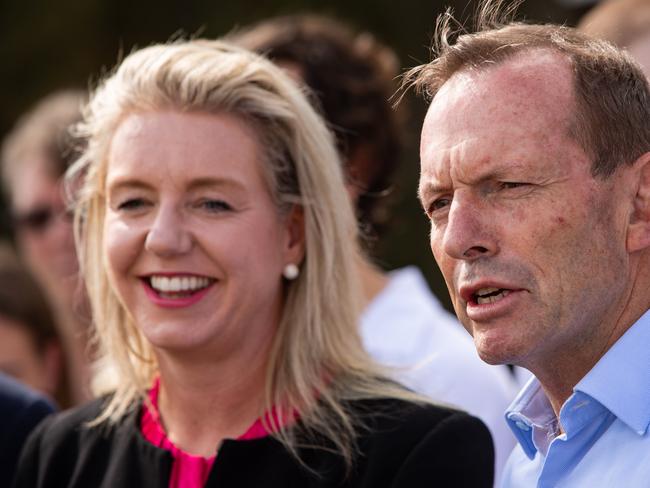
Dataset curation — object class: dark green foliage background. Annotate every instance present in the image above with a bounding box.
[0,0,588,310]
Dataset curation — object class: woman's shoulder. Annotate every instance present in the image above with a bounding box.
[13,397,170,488]
[29,397,113,443]
[350,396,491,442]
[347,397,495,487]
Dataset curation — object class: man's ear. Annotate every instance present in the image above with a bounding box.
[284,205,306,265]
[627,152,650,253]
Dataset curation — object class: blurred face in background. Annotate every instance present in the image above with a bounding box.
[0,313,59,397]
[628,32,650,80]
[10,158,79,309]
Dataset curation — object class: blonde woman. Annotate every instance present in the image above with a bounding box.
[13,40,494,488]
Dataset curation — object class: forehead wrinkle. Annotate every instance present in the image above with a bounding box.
[452,157,536,187]
[420,51,577,202]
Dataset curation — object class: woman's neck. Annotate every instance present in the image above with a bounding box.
[155,345,270,457]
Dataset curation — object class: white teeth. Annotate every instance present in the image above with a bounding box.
[476,287,500,297]
[150,275,212,293]
[476,289,510,304]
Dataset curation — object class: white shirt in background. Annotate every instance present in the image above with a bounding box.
[361,266,519,487]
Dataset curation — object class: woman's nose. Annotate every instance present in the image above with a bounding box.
[144,206,193,257]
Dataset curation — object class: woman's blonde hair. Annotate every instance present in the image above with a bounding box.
[69,40,416,468]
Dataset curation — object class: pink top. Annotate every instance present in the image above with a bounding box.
[141,379,276,488]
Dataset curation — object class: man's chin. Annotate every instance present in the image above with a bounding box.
[472,328,522,366]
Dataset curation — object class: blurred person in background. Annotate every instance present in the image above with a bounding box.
[578,0,650,77]
[1,90,92,404]
[13,40,494,487]
[231,15,518,483]
[0,372,54,486]
[0,242,69,407]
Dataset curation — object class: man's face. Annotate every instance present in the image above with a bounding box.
[419,51,633,369]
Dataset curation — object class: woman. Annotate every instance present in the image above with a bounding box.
[13,40,494,487]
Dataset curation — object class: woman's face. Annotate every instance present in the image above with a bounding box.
[103,110,303,361]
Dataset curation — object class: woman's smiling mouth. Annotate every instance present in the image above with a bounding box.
[142,274,216,306]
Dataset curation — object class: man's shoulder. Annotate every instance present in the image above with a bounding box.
[502,401,650,487]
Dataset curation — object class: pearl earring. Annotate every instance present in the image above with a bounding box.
[283,263,299,280]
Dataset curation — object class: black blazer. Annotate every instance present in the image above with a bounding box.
[0,373,55,487]
[14,396,494,487]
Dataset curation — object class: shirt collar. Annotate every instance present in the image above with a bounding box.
[506,309,650,459]
[505,376,557,460]
[575,309,650,436]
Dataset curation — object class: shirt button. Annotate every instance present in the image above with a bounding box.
[515,420,531,431]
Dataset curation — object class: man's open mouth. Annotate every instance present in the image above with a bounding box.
[473,287,511,305]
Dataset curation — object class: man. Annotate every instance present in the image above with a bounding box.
[409,2,650,486]
[578,0,650,77]
[230,15,518,482]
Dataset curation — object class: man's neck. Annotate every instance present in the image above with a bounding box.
[530,289,650,418]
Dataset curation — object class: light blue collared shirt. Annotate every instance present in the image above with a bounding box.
[501,309,650,488]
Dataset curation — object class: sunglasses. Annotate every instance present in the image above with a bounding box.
[13,205,73,233]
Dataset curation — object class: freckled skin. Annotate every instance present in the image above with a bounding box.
[419,50,635,382]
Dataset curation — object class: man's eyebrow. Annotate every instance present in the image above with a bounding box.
[418,162,529,203]
[418,181,446,202]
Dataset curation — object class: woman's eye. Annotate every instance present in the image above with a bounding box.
[117,198,147,211]
[198,199,232,212]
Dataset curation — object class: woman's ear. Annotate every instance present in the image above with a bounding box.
[284,205,306,265]
[627,152,650,253]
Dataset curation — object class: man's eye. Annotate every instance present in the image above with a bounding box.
[430,198,451,213]
[500,182,528,190]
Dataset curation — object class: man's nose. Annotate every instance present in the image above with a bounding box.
[442,192,498,260]
[144,205,193,257]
